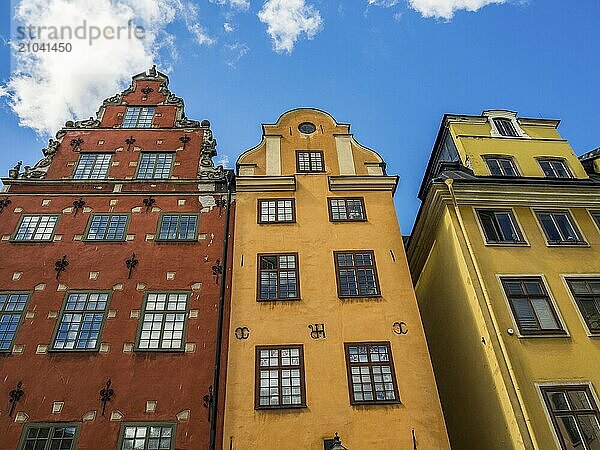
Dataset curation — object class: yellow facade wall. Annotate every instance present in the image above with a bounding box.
[224,109,449,449]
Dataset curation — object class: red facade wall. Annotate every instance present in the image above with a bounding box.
[0,70,232,450]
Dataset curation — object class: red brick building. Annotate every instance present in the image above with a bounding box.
[0,67,233,450]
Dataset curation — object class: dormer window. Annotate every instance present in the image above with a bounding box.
[538,158,573,179]
[484,156,519,177]
[493,118,518,137]
[296,151,324,173]
[122,106,155,128]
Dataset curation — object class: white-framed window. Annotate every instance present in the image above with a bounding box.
[484,111,529,138]
[535,210,586,245]
[12,215,59,242]
[538,158,573,179]
[483,155,520,176]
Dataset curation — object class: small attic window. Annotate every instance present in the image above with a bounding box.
[493,118,518,137]
[298,122,316,134]
[122,106,156,128]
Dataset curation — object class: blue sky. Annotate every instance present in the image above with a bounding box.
[1,0,599,233]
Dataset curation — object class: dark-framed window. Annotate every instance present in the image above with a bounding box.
[328,198,366,222]
[296,151,324,173]
[258,199,295,223]
[255,345,306,409]
[493,118,518,137]
[85,214,128,241]
[344,341,399,405]
[540,385,600,450]
[136,292,189,351]
[476,209,525,244]
[18,423,79,450]
[156,214,198,241]
[117,423,176,450]
[73,153,112,179]
[257,254,299,301]
[484,156,519,177]
[12,214,59,242]
[536,210,585,245]
[52,292,110,351]
[137,152,174,179]
[566,278,600,334]
[592,211,600,230]
[538,158,573,179]
[334,251,380,298]
[0,292,30,351]
[122,106,156,128]
[501,277,565,335]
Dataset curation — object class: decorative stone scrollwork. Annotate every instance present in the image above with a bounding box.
[198,127,225,180]
[64,117,100,129]
[174,117,202,128]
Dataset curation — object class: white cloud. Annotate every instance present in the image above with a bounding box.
[368,0,400,6]
[408,0,506,19]
[210,0,250,11]
[258,0,323,54]
[1,0,214,136]
[226,42,249,67]
[224,22,234,32]
[217,154,231,167]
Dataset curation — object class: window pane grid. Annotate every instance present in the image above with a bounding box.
[493,118,518,137]
[14,215,58,241]
[484,156,518,176]
[477,209,523,243]
[122,106,156,128]
[157,215,198,241]
[539,159,572,179]
[121,425,174,450]
[258,254,299,300]
[566,279,600,333]
[541,386,600,450]
[73,153,112,179]
[137,153,174,179]
[297,151,324,172]
[53,292,109,350]
[256,345,305,409]
[502,278,564,335]
[258,199,294,223]
[0,293,29,351]
[22,424,77,450]
[138,293,188,350]
[329,198,365,221]
[335,251,379,297]
[86,214,128,240]
[537,211,583,244]
[345,342,398,404]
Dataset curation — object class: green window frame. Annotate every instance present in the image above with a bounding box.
[51,291,111,351]
[73,153,112,179]
[122,106,156,128]
[135,292,189,351]
[0,292,30,352]
[156,214,199,241]
[84,214,129,241]
[117,422,176,450]
[12,214,59,242]
[18,422,80,450]
[137,152,174,179]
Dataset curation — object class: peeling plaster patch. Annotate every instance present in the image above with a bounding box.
[57,284,68,291]
[12,344,24,354]
[52,402,64,414]
[198,195,216,210]
[176,410,190,422]
[53,235,63,241]
[25,311,35,319]
[129,161,138,167]
[35,283,46,291]
[122,343,134,353]
[47,311,58,319]
[185,343,196,353]
[14,207,23,213]
[166,272,176,280]
[145,401,157,413]
[130,310,140,319]
[62,207,73,214]
[190,283,202,291]
[110,199,118,206]
[132,207,142,213]
[188,310,199,318]
[99,343,110,353]
[108,310,117,318]
[89,272,99,280]
[42,199,51,206]
[113,184,122,193]
[126,235,135,241]
[14,412,29,423]
[112,161,120,166]
[177,199,186,206]
[198,234,207,240]
[151,207,161,213]
[2,235,10,241]
[98,140,105,145]
[12,272,22,280]
[113,284,123,291]
[83,207,92,213]
[36,344,48,354]
[110,410,124,421]
[136,283,146,291]
[82,411,97,421]
[145,234,155,241]
[73,235,83,241]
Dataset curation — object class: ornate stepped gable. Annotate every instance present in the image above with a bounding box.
[7,65,224,181]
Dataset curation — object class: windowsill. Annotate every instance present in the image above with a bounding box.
[47,348,101,353]
[133,348,186,353]
[545,241,589,247]
[339,294,382,300]
[350,399,401,406]
[9,239,55,243]
[484,241,530,247]
[295,172,326,175]
[257,298,301,302]
[257,221,296,225]
[82,239,127,243]
[516,331,570,339]
[255,404,307,411]
[330,219,368,223]
[154,239,198,243]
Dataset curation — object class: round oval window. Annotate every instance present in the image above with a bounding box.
[298,122,316,134]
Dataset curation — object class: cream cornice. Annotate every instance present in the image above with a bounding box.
[328,175,398,193]
[455,135,566,143]
[235,176,296,192]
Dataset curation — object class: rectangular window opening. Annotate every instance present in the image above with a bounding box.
[255,345,306,409]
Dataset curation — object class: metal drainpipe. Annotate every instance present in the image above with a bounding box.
[210,170,234,450]
[444,178,538,449]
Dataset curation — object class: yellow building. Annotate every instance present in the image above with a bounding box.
[407,110,600,450]
[223,109,449,449]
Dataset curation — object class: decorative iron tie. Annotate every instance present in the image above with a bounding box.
[55,255,69,280]
[8,381,24,417]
